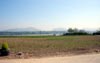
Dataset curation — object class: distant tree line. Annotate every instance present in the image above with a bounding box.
[63,28,100,36]
[93,28,100,35]
[0,28,100,36]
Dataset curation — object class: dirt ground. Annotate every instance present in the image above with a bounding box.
[0,53,100,63]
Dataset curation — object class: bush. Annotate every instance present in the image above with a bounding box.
[93,32,100,35]
[0,42,10,56]
[63,32,90,36]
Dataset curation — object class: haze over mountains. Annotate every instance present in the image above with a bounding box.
[0,27,98,32]
[1,27,67,32]
[0,27,99,36]
[0,27,67,36]
[3,27,40,32]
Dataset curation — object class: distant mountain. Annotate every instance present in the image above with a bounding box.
[4,27,40,32]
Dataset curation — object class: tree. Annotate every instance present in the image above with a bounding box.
[79,30,86,33]
[93,28,100,35]
[64,28,89,36]
[73,28,78,32]
[68,28,79,33]
[68,28,74,33]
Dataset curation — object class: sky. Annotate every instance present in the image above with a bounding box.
[0,0,100,31]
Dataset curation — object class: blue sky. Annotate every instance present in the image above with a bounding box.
[0,0,100,30]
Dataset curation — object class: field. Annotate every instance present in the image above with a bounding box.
[0,35,100,59]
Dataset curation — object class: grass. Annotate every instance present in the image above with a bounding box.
[0,35,100,58]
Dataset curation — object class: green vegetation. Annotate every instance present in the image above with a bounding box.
[0,42,10,56]
[1,42,9,50]
[64,28,90,35]
[0,36,100,58]
[0,36,54,38]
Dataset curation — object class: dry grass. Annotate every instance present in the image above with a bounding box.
[0,35,100,58]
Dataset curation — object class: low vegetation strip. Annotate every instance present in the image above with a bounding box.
[0,36,100,59]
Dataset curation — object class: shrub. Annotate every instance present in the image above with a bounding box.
[63,32,90,36]
[0,42,10,56]
[93,32,100,35]
[1,42,9,50]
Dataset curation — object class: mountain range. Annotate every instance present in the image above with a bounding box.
[0,27,97,32]
[2,27,67,32]
[3,27,40,32]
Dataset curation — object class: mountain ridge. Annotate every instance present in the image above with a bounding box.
[3,27,40,32]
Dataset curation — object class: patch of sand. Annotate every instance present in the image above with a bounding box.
[0,54,100,63]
